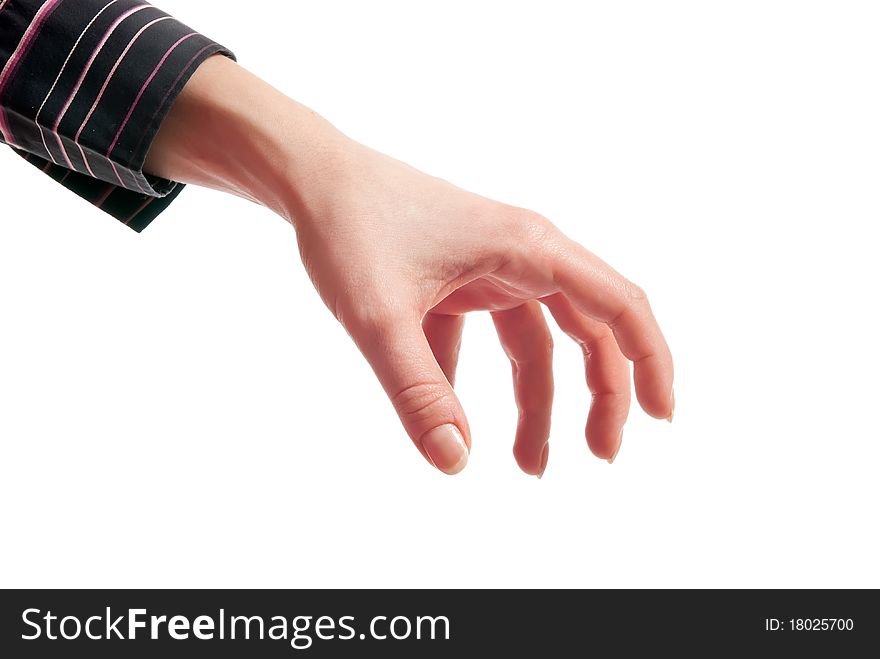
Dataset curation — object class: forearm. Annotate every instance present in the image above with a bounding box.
[143,54,347,225]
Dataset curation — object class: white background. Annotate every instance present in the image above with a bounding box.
[1,0,878,588]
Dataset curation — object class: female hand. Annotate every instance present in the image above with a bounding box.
[146,55,675,476]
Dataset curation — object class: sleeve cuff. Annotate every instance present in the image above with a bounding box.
[0,0,236,231]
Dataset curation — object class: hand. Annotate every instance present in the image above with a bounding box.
[146,55,675,476]
[288,138,674,476]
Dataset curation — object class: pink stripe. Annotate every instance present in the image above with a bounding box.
[127,42,216,167]
[107,32,198,157]
[108,159,131,188]
[78,143,96,177]
[74,15,173,191]
[123,195,156,225]
[52,3,150,168]
[0,0,66,145]
[94,183,115,208]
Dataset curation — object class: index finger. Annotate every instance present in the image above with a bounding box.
[547,233,674,420]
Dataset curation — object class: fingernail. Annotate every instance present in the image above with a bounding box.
[607,430,623,464]
[421,424,469,475]
[537,443,549,479]
[667,390,675,423]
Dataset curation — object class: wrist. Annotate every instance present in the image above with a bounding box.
[145,55,349,225]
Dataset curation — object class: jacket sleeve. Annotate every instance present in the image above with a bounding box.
[0,0,235,232]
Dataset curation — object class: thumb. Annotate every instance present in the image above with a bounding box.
[349,310,471,475]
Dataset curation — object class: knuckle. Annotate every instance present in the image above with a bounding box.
[621,279,649,309]
[337,295,398,337]
[584,328,617,354]
[493,208,561,271]
[508,208,557,247]
[391,381,455,424]
[334,286,398,335]
[609,280,650,327]
[626,280,648,301]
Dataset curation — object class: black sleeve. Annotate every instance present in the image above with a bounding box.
[0,0,235,232]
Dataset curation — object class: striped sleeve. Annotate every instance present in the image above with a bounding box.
[0,0,235,232]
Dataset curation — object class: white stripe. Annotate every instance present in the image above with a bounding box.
[35,0,121,163]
